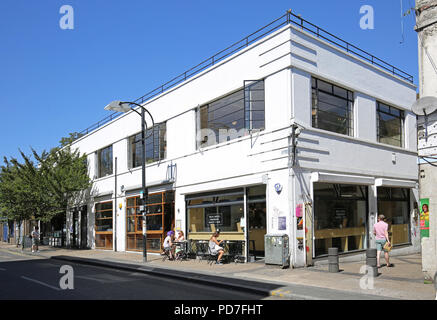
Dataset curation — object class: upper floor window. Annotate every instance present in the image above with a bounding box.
[97,145,113,178]
[312,78,354,136]
[129,122,166,168]
[377,102,404,148]
[196,80,265,148]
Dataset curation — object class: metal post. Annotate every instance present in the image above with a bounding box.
[142,107,148,262]
[328,247,339,272]
[366,248,378,277]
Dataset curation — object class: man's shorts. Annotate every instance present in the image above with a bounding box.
[376,239,387,251]
[32,238,39,246]
[164,246,172,252]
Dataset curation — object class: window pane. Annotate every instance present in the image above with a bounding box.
[314,183,368,256]
[146,215,163,231]
[312,78,353,136]
[98,145,113,178]
[377,187,410,245]
[198,81,264,148]
[130,123,166,168]
[317,79,332,93]
[96,219,113,232]
[377,103,403,147]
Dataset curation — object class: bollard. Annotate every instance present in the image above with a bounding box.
[366,248,378,277]
[328,247,339,273]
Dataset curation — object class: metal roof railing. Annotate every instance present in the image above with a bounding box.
[75,9,414,140]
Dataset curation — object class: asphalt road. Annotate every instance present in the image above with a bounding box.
[0,250,269,300]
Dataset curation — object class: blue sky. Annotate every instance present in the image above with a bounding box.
[0,0,418,162]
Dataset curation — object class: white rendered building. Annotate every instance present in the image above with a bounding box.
[66,12,419,267]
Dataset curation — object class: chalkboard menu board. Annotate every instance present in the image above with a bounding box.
[206,212,223,226]
[204,206,231,228]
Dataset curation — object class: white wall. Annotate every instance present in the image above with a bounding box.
[68,24,418,261]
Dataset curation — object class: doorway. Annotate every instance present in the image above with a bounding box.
[247,185,266,260]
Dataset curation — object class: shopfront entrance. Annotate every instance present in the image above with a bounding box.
[247,186,266,259]
[126,191,175,253]
[71,205,88,249]
[186,185,266,262]
[377,187,410,246]
[313,183,368,257]
[95,201,113,250]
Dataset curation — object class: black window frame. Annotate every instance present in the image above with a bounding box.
[197,80,265,148]
[311,77,354,136]
[129,122,167,168]
[97,145,113,178]
[376,102,405,148]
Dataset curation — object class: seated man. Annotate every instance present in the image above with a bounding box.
[163,231,176,260]
[209,229,225,265]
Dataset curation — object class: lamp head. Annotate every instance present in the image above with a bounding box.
[104,100,131,113]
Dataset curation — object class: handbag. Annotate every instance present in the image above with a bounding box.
[383,241,392,252]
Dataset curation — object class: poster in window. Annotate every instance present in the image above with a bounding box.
[420,198,430,238]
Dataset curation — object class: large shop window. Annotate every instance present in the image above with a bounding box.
[97,145,113,178]
[187,189,245,235]
[377,102,404,148]
[128,122,167,168]
[196,80,265,148]
[314,183,368,257]
[377,187,410,245]
[312,78,354,136]
[126,191,174,252]
[95,201,113,249]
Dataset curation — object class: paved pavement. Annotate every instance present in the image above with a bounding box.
[0,242,435,300]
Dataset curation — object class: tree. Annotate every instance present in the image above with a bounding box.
[0,145,91,224]
[59,132,84,148]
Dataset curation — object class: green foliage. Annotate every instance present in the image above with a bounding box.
[0,141,91,223]
[59,132,84,148]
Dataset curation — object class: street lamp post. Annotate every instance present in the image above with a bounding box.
[105,100,154,262]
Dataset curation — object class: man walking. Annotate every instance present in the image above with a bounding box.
[31,226,40,253]
[373,214,392,268]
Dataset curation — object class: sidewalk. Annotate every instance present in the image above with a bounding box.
[0,242,435,300]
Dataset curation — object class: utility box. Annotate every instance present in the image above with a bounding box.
[264,234,290,268]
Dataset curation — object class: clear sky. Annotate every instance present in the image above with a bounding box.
[0,0,418,162]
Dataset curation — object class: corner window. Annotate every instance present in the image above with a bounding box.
[97,145,113,178]
[376,102,404,148]
[312,78,354,136]
[129,122,166,168]
[196,80,265,148]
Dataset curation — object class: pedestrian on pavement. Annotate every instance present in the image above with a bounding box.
[31,226,40,253]
[163,231,176,260]
[175,230,186,260]
[373,214,392,268]
[209,229,224,265]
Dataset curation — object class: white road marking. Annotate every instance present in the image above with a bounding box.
[21,276,61,291]
[0,268,6,271]
[76,275,106,283]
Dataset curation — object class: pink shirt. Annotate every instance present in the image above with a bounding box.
[373,221,388,240]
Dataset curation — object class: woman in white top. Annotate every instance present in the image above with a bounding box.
[175,230,185,258]
[163,231,175,260]
[209,230,224,265]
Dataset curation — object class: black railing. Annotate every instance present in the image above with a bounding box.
[76,10,414,139]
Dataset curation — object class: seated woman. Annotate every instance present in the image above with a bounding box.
[163,231,176,260]
[175,230,186,259]
[209,229,225,265]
